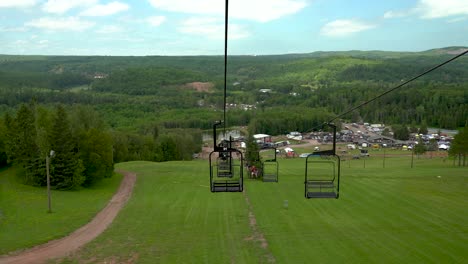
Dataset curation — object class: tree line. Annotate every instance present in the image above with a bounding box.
[0,102,203,189]
[1,103,113,189]
[1,53,467,132]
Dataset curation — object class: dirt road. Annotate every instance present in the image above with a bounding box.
[0,170,136,264]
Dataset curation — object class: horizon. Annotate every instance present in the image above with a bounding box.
[1,0,468,56]
[1,46,467,57]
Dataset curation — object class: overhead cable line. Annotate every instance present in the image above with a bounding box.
[223,0,229,137]
[326,49,468,124]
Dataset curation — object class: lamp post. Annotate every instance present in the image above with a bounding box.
[411,146,414,169]
[46,150,55,213]
[383,147,386,168]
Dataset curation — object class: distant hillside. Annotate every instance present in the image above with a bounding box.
[0,47,466,131]
[244,46,468,59]
[423,46,468,55]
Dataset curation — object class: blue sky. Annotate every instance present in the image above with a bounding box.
[0,0,467,55]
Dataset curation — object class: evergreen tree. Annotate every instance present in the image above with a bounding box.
[449,126,467,166]
[156,135,178,161]
[79,128,114,186]
[14,105,38,163]
[427,138,438,151]
[112,131,129,162]
[409,122,418,133]
[414,138,426,158]
[419,120,428,135]
[49,105,85,189]
[13,104,44,185]
[393,125,410,140]
[0,116,9,167]
[245,121,261,178]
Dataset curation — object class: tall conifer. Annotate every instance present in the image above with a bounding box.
[49,105,84,189]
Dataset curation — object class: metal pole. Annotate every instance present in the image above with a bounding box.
[46,155,51,213]
[383,148,386,168]
[411,147,414,168]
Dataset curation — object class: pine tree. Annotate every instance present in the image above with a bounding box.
[245,122,261,178]
[449,126,467,166]
[13,104,44,185]
[0,125,7,167]
[2,112,16,162]
[414,138,427,158]
[49,105,84,189]
[79,128,114,186]
[393,124,410,140]
[419,120,428,135]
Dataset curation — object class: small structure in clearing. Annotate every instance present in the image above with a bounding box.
[185,82,215,93]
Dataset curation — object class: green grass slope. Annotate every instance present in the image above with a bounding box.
[58,157,467,263]
[0,167,122,255]
[59,161,261,263]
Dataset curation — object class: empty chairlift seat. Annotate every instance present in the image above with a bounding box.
[210,150,243,192]
[217,153,233,178]
[262,161,278,182]
[304,154,340,198]
[261,147,279,182]
[209,121,243,192]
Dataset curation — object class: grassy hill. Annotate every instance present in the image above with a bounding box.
[0,47,466,131]
[1,155,459,263]
[0,167,123,255]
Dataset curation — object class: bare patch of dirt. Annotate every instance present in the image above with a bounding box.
[184,82,215,92]
[99,253,139,264]
[198,146,214,160]
[243,192,276,263]
[0,170,137,264]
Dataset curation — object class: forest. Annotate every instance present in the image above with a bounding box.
[0,47,467,187]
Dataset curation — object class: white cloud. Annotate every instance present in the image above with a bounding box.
[0,26,27,32]
[179,17,222,37]
[95,25,123,34]
[80,1,129,16]
[447,16,468,23]
[148,0,308,23]
[383,10,413,19]
[179,17,250,40]
[0,0,37,8]
[147,16,166,26]
[228,24,251,39]
[25,17,95,31]
[0,0,38,8]
[14,40,28,45]
[416,0,468,19]
[42,0,97,14]
[385,0,468,20]
[320,19,376,37]
[37,39,50,48]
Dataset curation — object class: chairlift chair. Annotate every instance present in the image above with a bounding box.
[262,147,279,182]
[304,123,340,199]
[209,121,243,192]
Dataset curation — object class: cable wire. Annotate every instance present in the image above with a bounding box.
[223,0,229,137]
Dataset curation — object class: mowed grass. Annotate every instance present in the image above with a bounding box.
[0,167,123,255]
[59,161,262,263]
[58,156,468,263]
[248,157,468,263]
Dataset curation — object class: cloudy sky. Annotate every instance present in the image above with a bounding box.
[1,0,467,55]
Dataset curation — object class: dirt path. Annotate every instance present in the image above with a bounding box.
[242,191,276,263]
[0,170,136,264]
